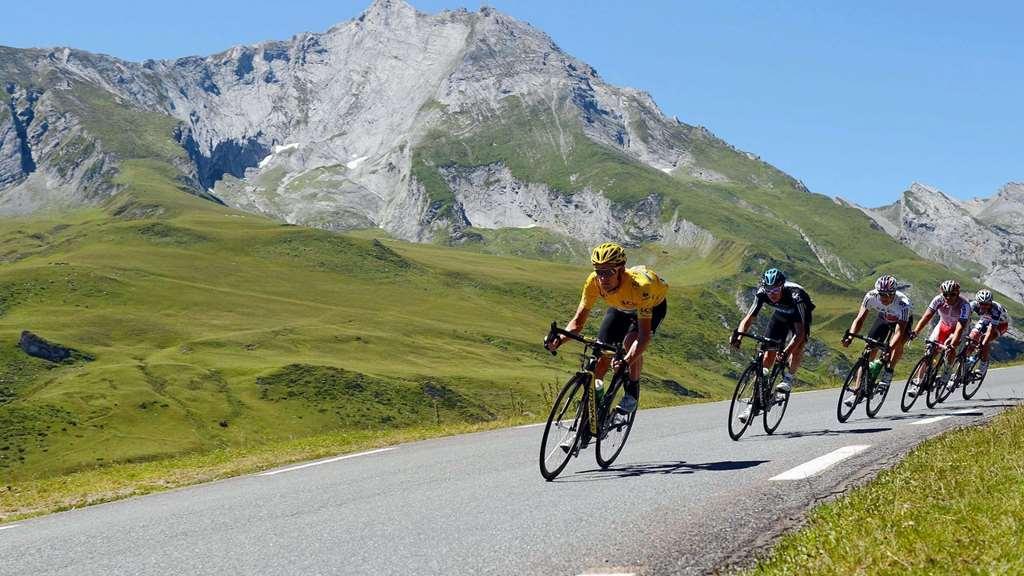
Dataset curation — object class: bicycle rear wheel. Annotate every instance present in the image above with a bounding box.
[901,355,930,412]
[596,372,636,468]
[962,357,985,400]
[837,359,866,423]
[539,374,587,481]
[763,363,790,435]
[728,364,758,441]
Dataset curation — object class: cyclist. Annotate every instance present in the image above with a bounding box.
[545,242,669,414]
[840,275,913,406]
[730,268,814,422]
[967,289,1011,381]
[907,279,970,397]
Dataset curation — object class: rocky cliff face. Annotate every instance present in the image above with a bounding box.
[0,0,730,248]
[859,182,1024,304]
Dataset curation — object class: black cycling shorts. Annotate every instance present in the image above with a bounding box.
[597,300,667,346]
[765,308,813,345]
[868,313,913,343]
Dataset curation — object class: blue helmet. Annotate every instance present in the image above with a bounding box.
[761,268,786,288]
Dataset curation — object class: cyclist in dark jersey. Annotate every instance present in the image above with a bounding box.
[730,268,814,422]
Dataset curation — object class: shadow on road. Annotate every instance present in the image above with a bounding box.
[767,427,891,439]
[560,459,769,481]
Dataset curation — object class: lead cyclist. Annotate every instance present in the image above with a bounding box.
[545,242,669,414]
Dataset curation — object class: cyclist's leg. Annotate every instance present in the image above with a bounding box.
[763,312,789,372]
[596,308,631,380]
[619,300,667,407]
[786,306,811,375]
[888,314,912,370]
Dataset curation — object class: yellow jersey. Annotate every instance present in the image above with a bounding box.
[579,265,669,319]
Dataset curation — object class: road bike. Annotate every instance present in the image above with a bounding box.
[837,332,892,422]
[939,335,987,402]
[901,339,951,412]
[727,331,791,440]
[539,323,636,480]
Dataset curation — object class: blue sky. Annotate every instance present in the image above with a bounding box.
[3,0,1021,206]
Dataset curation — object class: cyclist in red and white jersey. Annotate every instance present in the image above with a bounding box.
[907,280,970,396]
[841,275,913,402]
[968,289,1011,380]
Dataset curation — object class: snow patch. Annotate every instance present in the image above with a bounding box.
[258,143,301,169]
[346,155,369,170]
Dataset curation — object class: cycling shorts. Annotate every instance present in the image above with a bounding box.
[868,313,913,343]
[597,300,667,346]
[765,307,812,345]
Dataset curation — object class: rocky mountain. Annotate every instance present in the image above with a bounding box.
[2,0,1017,313]
[856,182,1024,304]
[1,0,731,241]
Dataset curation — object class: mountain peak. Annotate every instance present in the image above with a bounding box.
[358,0,419,26]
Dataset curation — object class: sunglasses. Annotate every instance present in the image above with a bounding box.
[595,267,619,278]
[767,285,783,296]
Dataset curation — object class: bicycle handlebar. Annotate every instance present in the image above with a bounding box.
[733,331,783,349]
[544,322,623,357]
[843,331,891,352]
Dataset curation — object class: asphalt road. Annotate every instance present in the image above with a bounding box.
[3,366,1022,576]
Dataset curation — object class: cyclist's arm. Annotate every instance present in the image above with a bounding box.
[791,300,809,346]
[564,305,590,336]
[982,323,997,347]
[913,308,934,335]
[848,305,869,337]
[547,305,590,351]
[950,319,966,345]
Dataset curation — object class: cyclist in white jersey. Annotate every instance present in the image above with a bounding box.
[841,275,913,403]
[907,280,970,396]
[968,289,1011,379]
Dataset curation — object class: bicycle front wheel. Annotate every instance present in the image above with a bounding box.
[901,355,930,412]
[865,371,891,418]
[539,374,587,481]
[925,356,947,409]
[763,363,790,435]
[837,359,866,423]
[728,364,758,441]
[596,373,636,468]
[962,357,986,400]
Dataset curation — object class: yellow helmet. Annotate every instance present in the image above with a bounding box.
[591,242,627,266]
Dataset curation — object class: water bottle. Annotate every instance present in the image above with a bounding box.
[594,379,604,404]
[869,360,883,381]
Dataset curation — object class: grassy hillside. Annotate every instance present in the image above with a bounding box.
[0,159,748,484]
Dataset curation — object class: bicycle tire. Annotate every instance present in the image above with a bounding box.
[837,358,866,423]
[728,364,758,441]
[901,355,930,412]
[539,374,586,481]
[763,362,790,435]
[596,371,635,468]
[962,357,985,400]
[925,355,947,409]
[865,368,891,418]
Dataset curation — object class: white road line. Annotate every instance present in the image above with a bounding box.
[950,409,980,415]
[515,423,545,429]
[0,525,19,531]
[770,445,871,481]
[259,448,396,476]
[910,415,951,426]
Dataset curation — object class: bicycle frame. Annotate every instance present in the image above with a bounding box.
[545,323,625,436]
